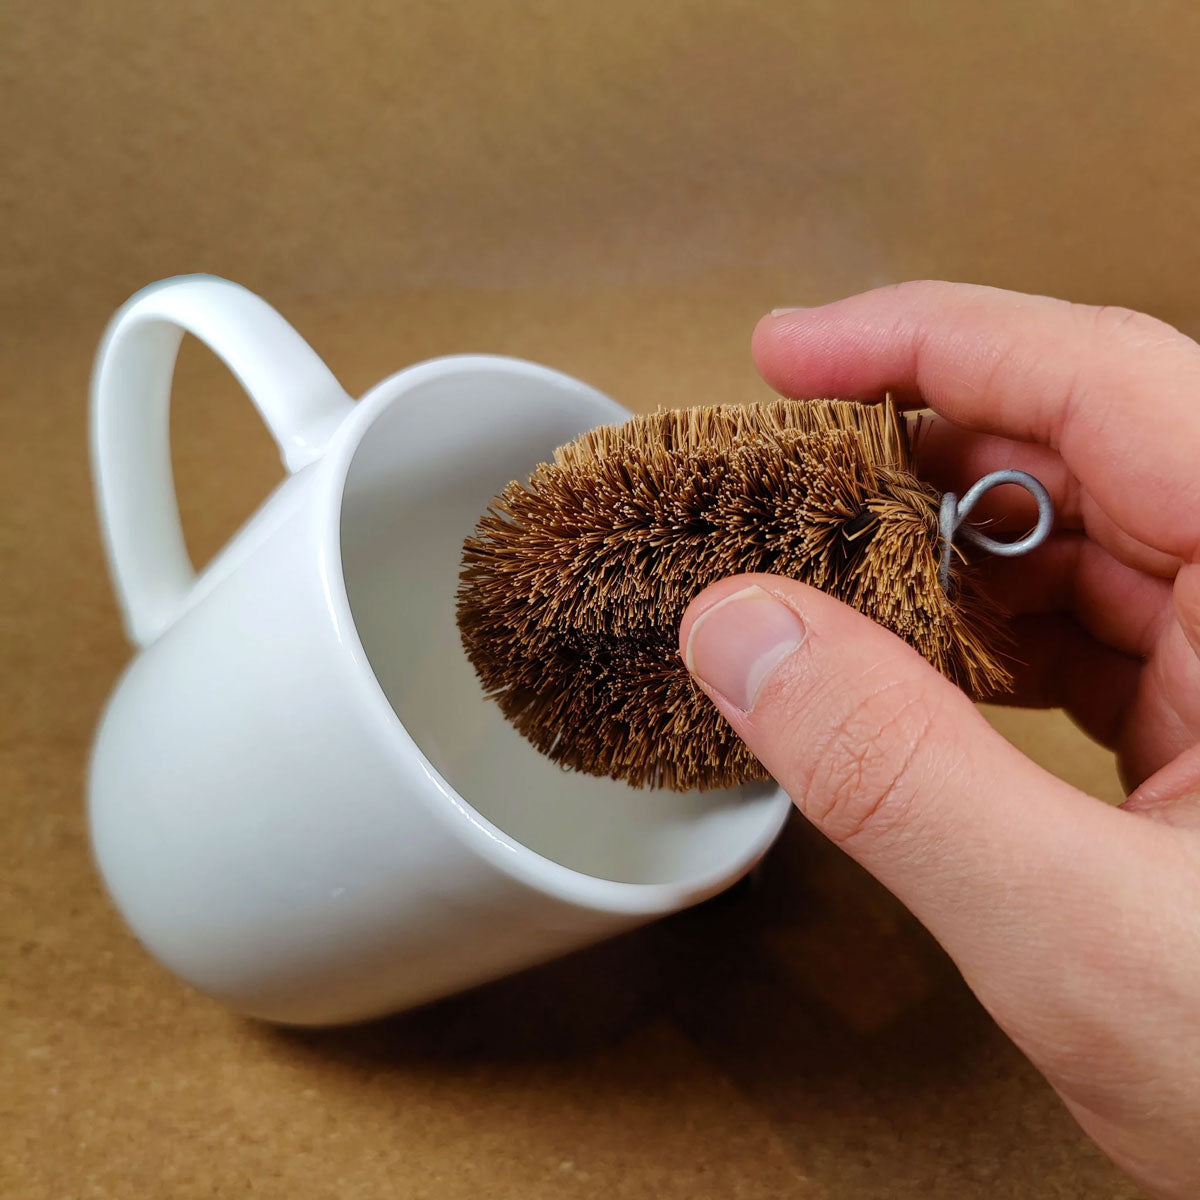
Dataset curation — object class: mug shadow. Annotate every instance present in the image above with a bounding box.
[262,817,990,1084]
[254,819,1085,1195]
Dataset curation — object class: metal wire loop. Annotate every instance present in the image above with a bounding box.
[939,469,1054,592]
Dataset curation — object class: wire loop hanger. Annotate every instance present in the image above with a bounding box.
[939,469,1054,592]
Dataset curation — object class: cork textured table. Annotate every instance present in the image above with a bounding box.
[0,289,1138,1198]
[5,3,1199,1195]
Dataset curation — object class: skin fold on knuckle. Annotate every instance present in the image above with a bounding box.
[775,666,939,850]
[1084,302,1185,353]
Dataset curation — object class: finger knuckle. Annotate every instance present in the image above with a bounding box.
[1086,303,1178,350]
[791,674,937,849]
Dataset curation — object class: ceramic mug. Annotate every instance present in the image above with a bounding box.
[87,275,790,1025]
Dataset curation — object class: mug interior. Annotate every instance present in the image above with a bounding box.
[338,360,783,888]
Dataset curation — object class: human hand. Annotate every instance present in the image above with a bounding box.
[680,282,1200,1197]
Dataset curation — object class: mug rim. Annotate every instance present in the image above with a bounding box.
[310,353,790,915]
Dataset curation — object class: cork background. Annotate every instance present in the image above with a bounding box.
[4,2,1199,1195]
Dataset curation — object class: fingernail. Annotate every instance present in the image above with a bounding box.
[684,585,807,712]
[769,306,809,317]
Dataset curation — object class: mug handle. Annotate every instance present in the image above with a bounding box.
[90,275,356,648]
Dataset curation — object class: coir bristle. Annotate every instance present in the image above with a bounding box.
[456,399,1009,792]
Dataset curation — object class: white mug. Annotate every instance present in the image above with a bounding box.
[87,276,790,1025]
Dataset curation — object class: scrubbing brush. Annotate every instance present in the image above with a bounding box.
[456,398,1051,792]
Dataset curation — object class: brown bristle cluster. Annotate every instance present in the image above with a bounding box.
[457,399,1009,791]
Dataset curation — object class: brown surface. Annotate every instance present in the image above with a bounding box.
[3,2,1192,1196]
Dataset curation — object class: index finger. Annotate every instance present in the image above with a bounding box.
[753,281,1200,564]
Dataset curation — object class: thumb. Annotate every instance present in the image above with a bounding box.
[678,574,1148,997]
